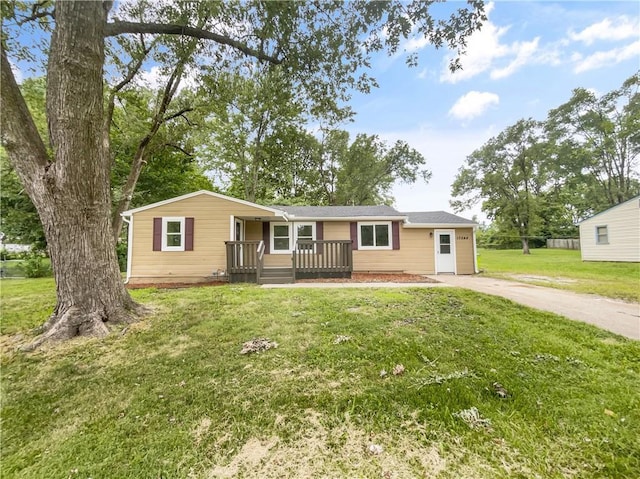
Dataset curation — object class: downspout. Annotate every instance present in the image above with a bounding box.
[122,215,133,284]
[472,226,479,274]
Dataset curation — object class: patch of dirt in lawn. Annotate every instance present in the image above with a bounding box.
[507,274,577,285]
[205,410,526,479]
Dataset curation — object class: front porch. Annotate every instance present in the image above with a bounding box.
[225,240,353,284]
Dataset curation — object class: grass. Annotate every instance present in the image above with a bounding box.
[478,248,640,302]
[1,280,639,478]
[0,260,27,278]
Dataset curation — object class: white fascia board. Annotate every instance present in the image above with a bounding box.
[121,190,285,216]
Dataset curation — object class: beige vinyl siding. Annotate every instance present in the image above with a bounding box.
[579,198,640,262]
[454,228,475,274]
[323,221,436,273]
[244,220,262,241]
[130,195,275,280]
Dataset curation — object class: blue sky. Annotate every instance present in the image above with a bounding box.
[346,1,640,221]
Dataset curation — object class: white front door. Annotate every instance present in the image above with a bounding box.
[435,230,456,274]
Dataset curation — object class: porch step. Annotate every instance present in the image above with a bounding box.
[259,267,294,284]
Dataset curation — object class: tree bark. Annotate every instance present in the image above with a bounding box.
[2,1,142,348]
[521,237,530,255]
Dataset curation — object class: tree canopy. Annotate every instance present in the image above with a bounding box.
[451,72,640,253]
[0,0,486,347]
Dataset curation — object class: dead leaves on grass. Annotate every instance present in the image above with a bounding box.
[240,338,278,355]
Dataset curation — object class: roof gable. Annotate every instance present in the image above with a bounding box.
[121,190,284,216]
[578,195,640,224]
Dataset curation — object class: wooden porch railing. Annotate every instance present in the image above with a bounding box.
[225,241,262,283]
[292,240,353,279]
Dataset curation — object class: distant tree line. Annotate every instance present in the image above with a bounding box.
[451,72,640,253]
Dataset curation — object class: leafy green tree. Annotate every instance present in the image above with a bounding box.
[0,155,45,249]
[546,72,640,211]
[451,119,548,254]
[335,134,431,206]
[1,0,485,346]
[0,77,47,249]
[198,67,311,203]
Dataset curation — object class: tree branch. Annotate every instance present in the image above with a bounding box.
[15,2,54,26]
[162,107,194,124]
[0,47,50,180]
[104,37,154,148]
[105,21,283,64]
[163,143,193,157]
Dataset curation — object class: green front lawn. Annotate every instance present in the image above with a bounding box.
[478,248,640,302]
[1,280,639,478]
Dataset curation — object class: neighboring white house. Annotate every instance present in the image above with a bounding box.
[578,195,640,262]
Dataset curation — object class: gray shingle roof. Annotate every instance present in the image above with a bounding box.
[403,211,476,225]
[276,205,404,218]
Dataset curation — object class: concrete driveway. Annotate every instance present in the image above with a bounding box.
[264,275,640,339]
[430,275,640,340]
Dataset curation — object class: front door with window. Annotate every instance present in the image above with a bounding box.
[435,230,456,274]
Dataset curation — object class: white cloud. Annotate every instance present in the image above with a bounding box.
[490,38,540,79]
[136,65,199,93]
[574,40,640,73]
[448,91,500,121]
[568,16,640,45]
[417,68,428,79]
[440,13,511,83]
[440,2,549,83]
[138,66,164,90]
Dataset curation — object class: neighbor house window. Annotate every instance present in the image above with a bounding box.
[596,225,608,245]
[162,217,185,251]
[358,222,391,250]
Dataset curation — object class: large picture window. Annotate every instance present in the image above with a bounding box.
[596,225,608,245]
[358,222,391,250]
[162,217,185,251]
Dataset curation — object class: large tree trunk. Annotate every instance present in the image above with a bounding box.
[1,1,142,348]
[521,237,531,255]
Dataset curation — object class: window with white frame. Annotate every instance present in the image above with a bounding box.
[270,222,316,253]
[296,223,315,251]
[162,217,185,251]
[271,223,291,253]
[596,225,608,245]
[358,222,391,250]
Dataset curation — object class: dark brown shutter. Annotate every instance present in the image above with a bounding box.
[350,222,358,250]
[185,217,194,251]
[153,217,162,251]
[316,221,324,255]
[262,222,270,254]
[392,221,400,250]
